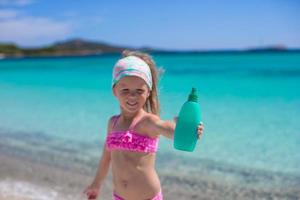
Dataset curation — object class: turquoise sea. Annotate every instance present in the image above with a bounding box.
[1,52,300,189]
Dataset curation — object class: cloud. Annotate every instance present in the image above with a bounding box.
[0,9,72,46]
[0,0,34,6]
[0,9,18,19]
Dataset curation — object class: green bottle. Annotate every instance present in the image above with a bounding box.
[174,88,201,152]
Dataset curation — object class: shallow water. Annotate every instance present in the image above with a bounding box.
[1,53,300,185]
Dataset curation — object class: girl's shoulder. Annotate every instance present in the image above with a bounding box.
[142,113,160,123]
[107,114,120,134]
[137,113,161,137]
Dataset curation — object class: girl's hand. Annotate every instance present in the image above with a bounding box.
[83,182,101,200]
[197,122,204,139]
[173,116,178,123]
[174,117,205,139]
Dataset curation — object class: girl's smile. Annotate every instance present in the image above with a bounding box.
[113,76,150,114]
[126,101,138,111]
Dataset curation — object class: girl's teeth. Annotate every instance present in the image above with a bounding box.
[127,102,137,106]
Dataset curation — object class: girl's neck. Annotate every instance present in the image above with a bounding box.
[119,109,145,122]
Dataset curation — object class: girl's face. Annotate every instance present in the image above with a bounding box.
[113,76,150,114]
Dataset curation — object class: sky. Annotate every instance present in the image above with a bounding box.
[0,0,299,50]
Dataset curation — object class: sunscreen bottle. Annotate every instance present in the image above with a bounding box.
[174,88,201,152]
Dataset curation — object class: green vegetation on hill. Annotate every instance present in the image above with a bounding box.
[0,39,129,58]
[0,44,23,55]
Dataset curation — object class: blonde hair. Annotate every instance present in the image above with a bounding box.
[122,50,161,116]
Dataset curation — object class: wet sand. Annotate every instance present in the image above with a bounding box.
[1,152,299,200]
[0,153,113,200]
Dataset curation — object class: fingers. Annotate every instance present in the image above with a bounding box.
[88,192,97,200]
[173,116,178,123]
[83,189,98,200]
[198,125,204,129]
[197,122,204,131]
[197,122,204,139]
[88,193,97,200]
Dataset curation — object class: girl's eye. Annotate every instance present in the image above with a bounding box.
[120,89,144,95]
[137,89,144,94]
[121,89,129,93]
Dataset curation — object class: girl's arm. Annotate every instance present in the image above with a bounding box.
[147,115,176,139]
[91,142,111,187]
[91,117,113,186]
[147,115,204,140]
[84,117,113,199]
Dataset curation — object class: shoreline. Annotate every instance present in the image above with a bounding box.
[1,152,299,200]
[1,49,300,61]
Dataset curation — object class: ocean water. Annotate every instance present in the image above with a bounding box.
[0,53,300,186]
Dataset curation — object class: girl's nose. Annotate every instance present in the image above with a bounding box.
[129,91,138,97]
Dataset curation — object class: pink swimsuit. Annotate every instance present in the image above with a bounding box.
[105,115,163,200]
[106,115,159,153]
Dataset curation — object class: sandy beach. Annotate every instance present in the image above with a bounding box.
[0,153,113,200]
[1,151,299,200]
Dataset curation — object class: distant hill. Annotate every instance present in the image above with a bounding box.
[0,39,299,58]
[0,38,134,58]
[51,39,131,54]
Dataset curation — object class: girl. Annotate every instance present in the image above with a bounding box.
[83,50,204,200]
